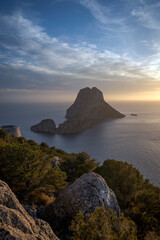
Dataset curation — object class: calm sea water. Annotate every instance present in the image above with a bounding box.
[0,101,160,187]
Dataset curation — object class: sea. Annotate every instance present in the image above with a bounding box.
[0,101,160,188]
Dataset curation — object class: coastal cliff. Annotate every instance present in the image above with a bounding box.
[0,125,21,137]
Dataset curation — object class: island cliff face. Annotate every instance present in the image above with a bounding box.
[66,87,123,120]
[57,87,125,134]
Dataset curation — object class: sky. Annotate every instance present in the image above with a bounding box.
[1,0,160,102]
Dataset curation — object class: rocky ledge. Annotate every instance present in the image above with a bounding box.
[44,172,120,238]
[0,180,59,240]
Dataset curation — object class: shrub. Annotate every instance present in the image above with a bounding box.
[61,152,99,182]
[95,159,160,239]
[40,142,49,148]
[70,207,137,240]
[95,159,144,209]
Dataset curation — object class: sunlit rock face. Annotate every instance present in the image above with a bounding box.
[0,125,21,137]
[0,180,59,240]
[57,87,125,134]
[44,172,120,238]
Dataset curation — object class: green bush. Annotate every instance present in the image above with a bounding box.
[0,140,67,205]
[95,159,144,209]
[0,129,9,139]
[0,130,160,239]
[70,207,137,240]
[61,152,99,182]
[95,159,160,239]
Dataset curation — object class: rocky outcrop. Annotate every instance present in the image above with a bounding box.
[0,180,59,240]
[56,119,91,134]
[31,119,56,134]
[0,125,21,137]
[65,87,124,120]
[44,172,120,238]
[57,87,125,134]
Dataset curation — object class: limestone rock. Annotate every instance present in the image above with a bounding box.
[66,87,124,120]
[31,119,56,134]
[0,180,59,240]
[57,87,125,134]
[44,172,120,237]
[0,125,21,137]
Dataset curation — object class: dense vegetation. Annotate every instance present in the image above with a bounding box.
[0,129,98,206]
[0,129,160,239]
[95,160,160,239]
[70,208,137,240]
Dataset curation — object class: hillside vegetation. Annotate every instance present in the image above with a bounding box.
[0,129,159,240]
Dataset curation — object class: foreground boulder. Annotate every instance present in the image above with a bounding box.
[57,87,125,134]
[31,119,56,134]
[0,180,59,240]
[44,172,120,238]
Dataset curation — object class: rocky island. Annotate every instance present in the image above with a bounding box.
[31,119,56,134]
[57,87,125,134]
[31,87,125,135]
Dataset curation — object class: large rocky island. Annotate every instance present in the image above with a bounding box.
[31,87,125,135]
[56,87,125,134]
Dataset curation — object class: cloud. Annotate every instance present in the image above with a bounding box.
[131,1,160,30]
[79,0,125,26]
[79,0,110,24]
[78,0,127,34]
[0,11,160,101]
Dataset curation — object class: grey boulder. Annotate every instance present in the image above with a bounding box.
[44,172,120,236]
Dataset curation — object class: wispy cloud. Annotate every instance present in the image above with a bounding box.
[131,1,160,30]
[0,11,160,101]
[78,0,126,29]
